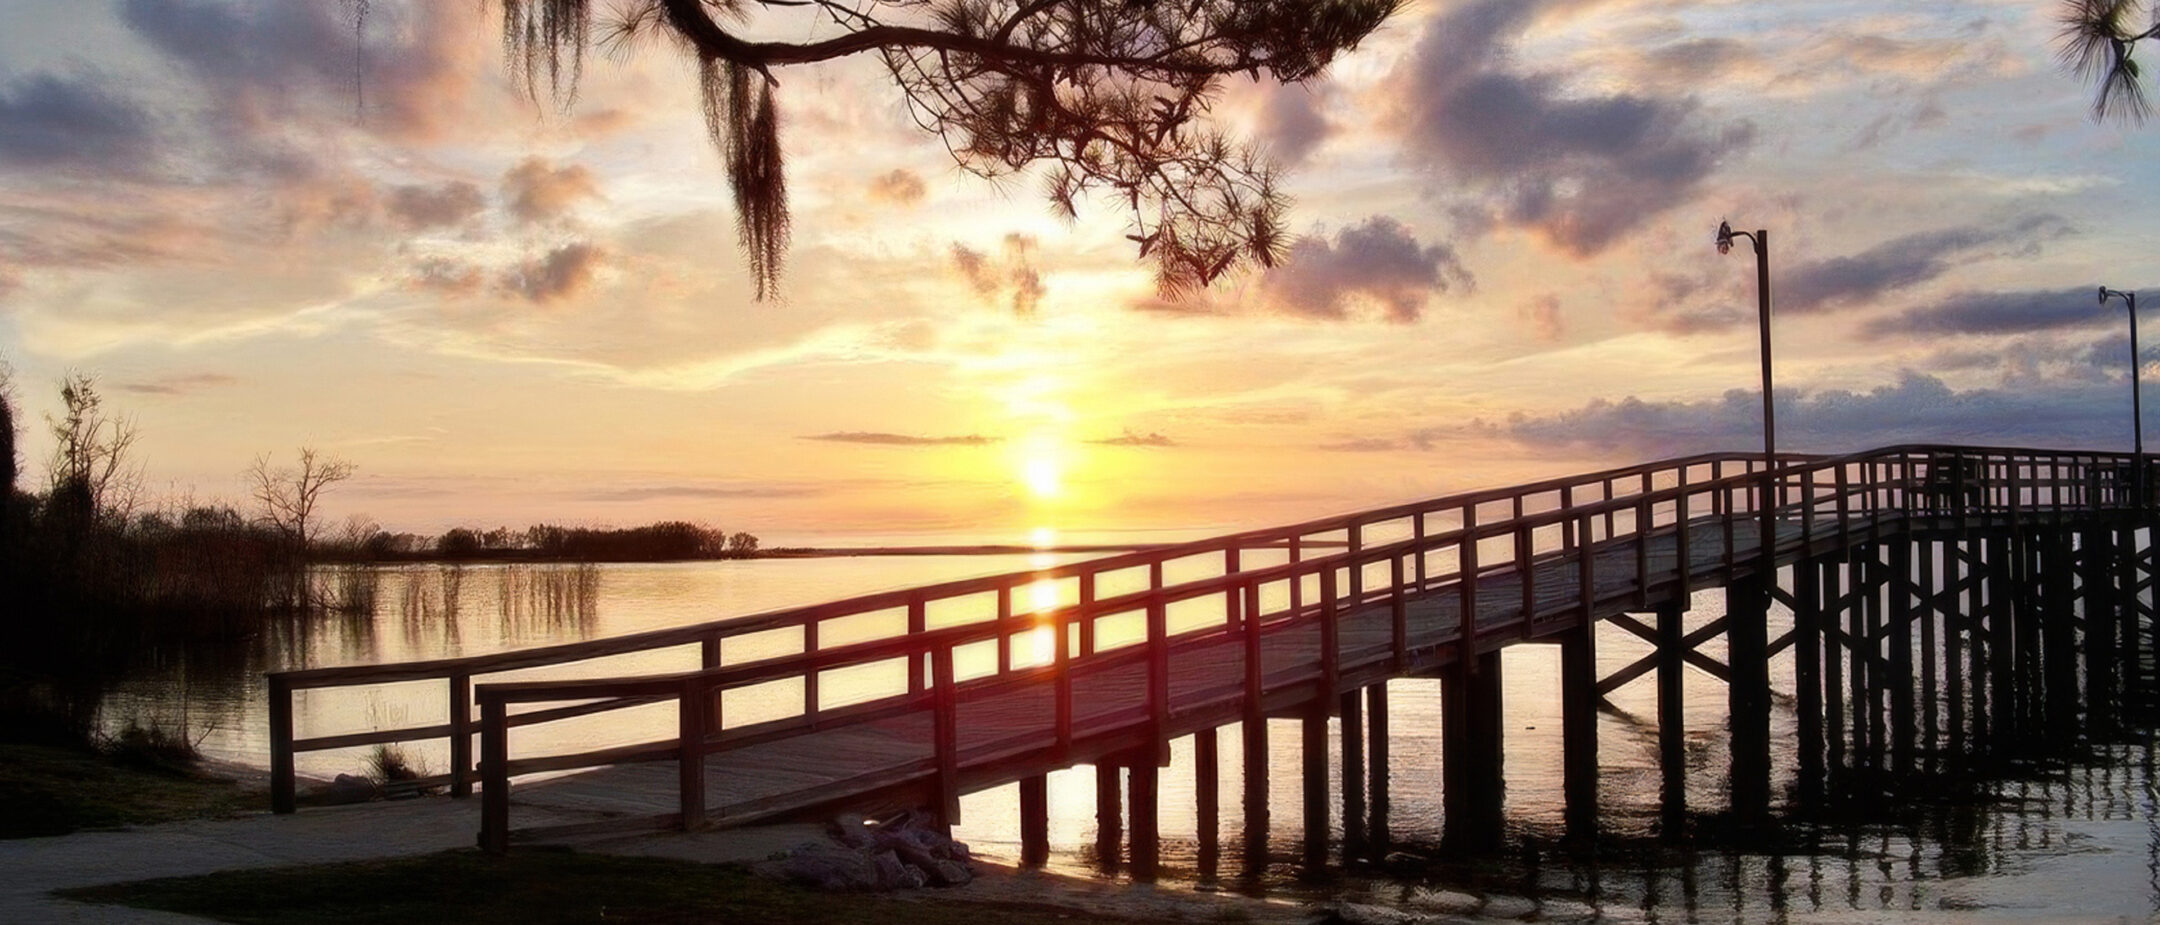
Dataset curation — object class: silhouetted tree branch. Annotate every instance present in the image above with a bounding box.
[247,448,357,550]
[46,375,141,522]
[494,0,1400,298]
[2059,0,2160,123]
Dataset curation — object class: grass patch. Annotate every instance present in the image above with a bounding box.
[0,742,260,838]
[65,848,1142,925]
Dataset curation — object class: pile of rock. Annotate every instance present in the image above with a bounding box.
[774,809,975,892]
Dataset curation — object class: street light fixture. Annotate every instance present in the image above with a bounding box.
[2100,286,2143,508]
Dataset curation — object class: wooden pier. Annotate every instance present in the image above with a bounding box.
[266,443,2156,874]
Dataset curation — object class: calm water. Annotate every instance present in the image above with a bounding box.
[94,557,2160,921]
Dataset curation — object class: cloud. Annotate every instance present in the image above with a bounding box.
[578,485,824,502]
[1320,437,1406,453]
[950,233,1045,315]
[120,0,479,144]
[1779,214,2069,314]
[498,242,603,303]
[867,168,926,206]
[386,181,485,229]
[802,432,997,446]
[1518,293,1563,342]
[1389,0,1753,256]
[0,71,156,174]
[502,157,601,224]
[1254,81,1331,166]
[1088,431,1176,447]
[1862,287,2112,339]
[1461,372,2142,457]
[411,257,484,294]
[115,372,238,395]
[1258,216,1472,322]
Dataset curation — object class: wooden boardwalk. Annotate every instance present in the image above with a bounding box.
[509,513,1767,831]
[264,443,2157,861]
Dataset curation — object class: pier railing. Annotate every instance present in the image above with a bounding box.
[267,444,2145,826]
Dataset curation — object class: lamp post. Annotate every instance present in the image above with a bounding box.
[1717,221,1776,488]
[2100,286,2143,507]
[1715,220,1777,823]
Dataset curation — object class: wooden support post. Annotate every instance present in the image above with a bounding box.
[1302,702,1330,871]
[1856,547,1881,773]
[1822,559,1848,782]
[1340,690,1366,860]
[1095,762,1122,873]
[1966,538,1990,753]
[1988,535,2018,753]
[1943,541,1966,763]
[1561,603,1599,841]
[1367,683,1390,854]
[679,674,709,831]
[1019,775,1049,868]
[2120,527,2146,724]
[2043,536,2080,749]
[1241,712,1269,871]
[1890,541,1917,778]
[1467,650,1505,849]
[1196,728,1220,882]
[1656,600,1687,836]
[1444,651,1506,852]
[269,674,295,815]
[2016,534,2045,750]
[1727,573,1772,824]
[450,673,473,799]
[2082,530,2118,738]
[1794,556,1825,801]
[480,693,509,854]
[1130,753,1160,882]
[1919,539,1940,771]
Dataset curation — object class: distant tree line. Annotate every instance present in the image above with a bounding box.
[342,521,761,563]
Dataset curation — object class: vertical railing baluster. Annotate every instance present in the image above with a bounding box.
[450,673,472,798]
[1518,522,1536,633]
[907,593,927,694]
[1349,522,1364,602]
[269,675,295,814]
[1320,569,1340,695]
[679,674,709,831]
[1636,497,1652,609]
[1055,602,1072,759]
[1225,548,1242,632]
[1148,562,1168,738]
[1460,508,1480,656]
[933,644,960,827]
[1391,554,1408,668]
[804,620,820,721]
[996,585,1012,674]
[479,690,509,853]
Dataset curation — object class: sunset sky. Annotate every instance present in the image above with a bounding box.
[1,0,2155,544]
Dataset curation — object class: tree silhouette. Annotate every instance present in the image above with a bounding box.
[2059,0,2160,123]
[45,375,140,521]
[495,0,1401,298]
[247,448,357,550]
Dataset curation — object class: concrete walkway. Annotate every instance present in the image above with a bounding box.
[0,788,659,923]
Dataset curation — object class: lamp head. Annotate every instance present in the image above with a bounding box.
[2102,286,2112,306]
[1716,221,1734,256]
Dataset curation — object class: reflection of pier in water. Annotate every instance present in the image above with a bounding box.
[265,443,2156,884]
